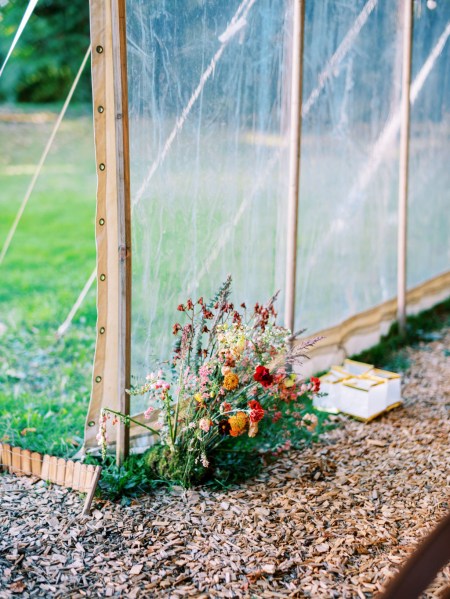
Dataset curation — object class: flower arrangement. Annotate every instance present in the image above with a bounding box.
[98,277,323,486]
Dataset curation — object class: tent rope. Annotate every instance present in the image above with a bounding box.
[0,45,91,266]
[0,0,39,78]
[56,268,97,339]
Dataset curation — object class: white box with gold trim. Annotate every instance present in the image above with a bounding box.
[369,368,402,408]
[332,359,374,378]
[315,370,347,413]
[339,375,387,421]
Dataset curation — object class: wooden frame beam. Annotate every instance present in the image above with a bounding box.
[111,0,131,465]
[397,0,413,336]
[285,0,305,334]
[86,0,131,464]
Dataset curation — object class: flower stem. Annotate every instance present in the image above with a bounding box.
[103,408,161,436]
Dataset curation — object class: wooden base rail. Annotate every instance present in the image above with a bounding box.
[0,443,101,516]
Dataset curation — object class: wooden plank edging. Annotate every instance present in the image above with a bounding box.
[0,445,101,515]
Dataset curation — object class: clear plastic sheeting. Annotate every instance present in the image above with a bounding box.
[124,0,450,401]
[408,1,450,288]
[296,0,403,333]
[295,0,450,334]
[126,0,292,390]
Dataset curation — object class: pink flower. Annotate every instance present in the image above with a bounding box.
[144,406,155,420]
[272,411,282,423]
[198,418,212,432]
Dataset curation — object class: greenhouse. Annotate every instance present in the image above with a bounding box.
[1,0,450,596]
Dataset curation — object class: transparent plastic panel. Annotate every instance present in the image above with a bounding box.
[126,0,291,395]
[296,0,403,333]
[408,1,450,288]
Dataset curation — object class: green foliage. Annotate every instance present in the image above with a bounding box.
[143,444,210,488]
[0,0,91,103]
[208,448,264,488]
[0,325,94,456]
[352,297,450,372]
[90,454,159,503]
[0,111,96,456]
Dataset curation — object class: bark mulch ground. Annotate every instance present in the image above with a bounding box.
[1,330,449,598]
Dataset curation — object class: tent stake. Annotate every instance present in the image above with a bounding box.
[285,0,305,335]
[397,0,413,337]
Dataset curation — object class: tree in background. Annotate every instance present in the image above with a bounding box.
[0,0,91,103]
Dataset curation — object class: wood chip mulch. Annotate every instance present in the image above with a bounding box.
[1,330,450,598]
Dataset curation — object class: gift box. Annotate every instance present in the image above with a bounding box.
[339,375,388,421]
[332,359,374,378]
[315,371,346,413]
[369,368,402,408]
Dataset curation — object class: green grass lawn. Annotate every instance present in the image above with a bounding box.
[0,104,97,457]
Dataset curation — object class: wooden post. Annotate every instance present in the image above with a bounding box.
[82,466,102,516]
[285,0,305,334]
[397,0,413,336]
[111,0,131,465]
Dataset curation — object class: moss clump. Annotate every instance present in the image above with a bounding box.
[143,444,209,487]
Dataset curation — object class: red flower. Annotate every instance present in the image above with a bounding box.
[253,365,273,388]
[172,323,182,335]
[248,399,265,423]
[177,304,185,312]
[310,376,321,393]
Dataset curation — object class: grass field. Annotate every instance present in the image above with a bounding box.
[0,105,97,457]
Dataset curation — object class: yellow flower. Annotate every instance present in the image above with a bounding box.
[228,411,248,437]
[194,393,203,403]
[223,372,239,391]
[284,374,297,388]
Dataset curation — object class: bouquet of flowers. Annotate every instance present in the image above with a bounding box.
[98,277,322,486]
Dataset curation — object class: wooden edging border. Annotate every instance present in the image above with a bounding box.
[0,443,101,516]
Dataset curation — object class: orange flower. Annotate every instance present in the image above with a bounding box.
[228,411,248,437]
[223,372,239,391]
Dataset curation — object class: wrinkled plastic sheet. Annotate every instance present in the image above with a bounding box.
[126,0,450,398]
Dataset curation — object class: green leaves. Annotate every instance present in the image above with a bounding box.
[0,0,91,102]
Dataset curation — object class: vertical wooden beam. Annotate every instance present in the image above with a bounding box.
[397,0,413,336]
[285,0,305,334]
[111,0,131,465]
